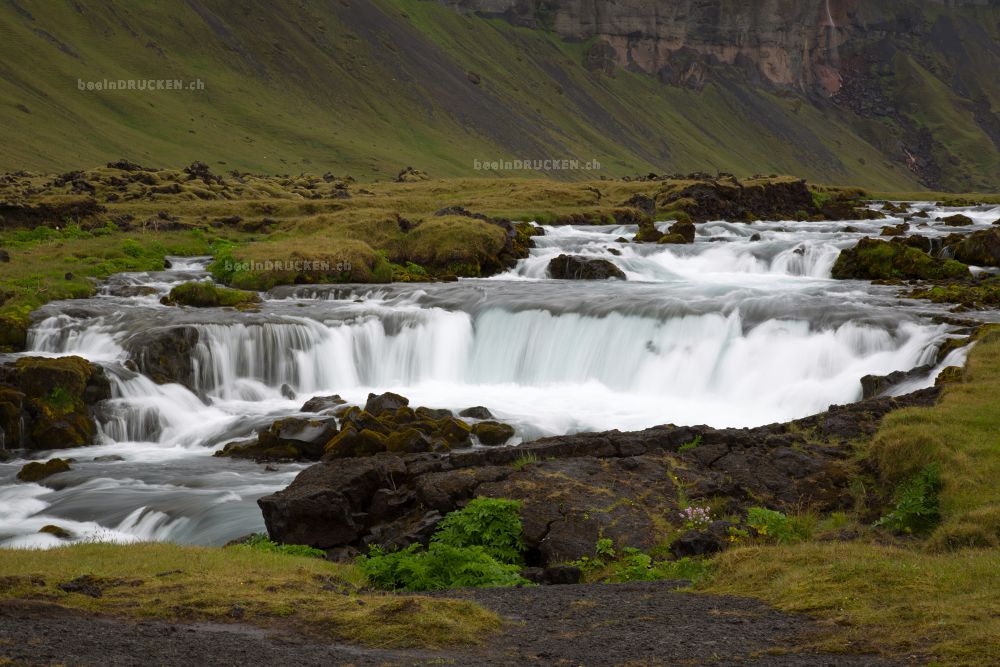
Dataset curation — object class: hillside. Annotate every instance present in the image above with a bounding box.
[0,0,999,189]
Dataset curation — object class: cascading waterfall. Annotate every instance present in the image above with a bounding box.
[3,206,995,549]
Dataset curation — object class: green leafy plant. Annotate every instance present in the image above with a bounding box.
[746,507,811,544]
[570,539,709,583]
[237,533,326,559]
[358,497,529,591]
[432,497,526,564]
[678,435,703,452]
[875,464,942,534]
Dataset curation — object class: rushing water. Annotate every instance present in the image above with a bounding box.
[2,202,999,548]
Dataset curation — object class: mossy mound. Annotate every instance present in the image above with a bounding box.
[17,457,71,483]
[216,416,339,462]
[832,238,970,281]
[953,228,1000,267]
[164,281,260,308]
[907,277,1000,311]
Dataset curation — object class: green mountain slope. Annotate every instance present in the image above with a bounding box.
[0,0,996,189]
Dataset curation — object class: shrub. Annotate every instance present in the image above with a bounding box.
[358,543,527,592]
[875,463,941,534]
[432,497,525,564]
[746,507,811,544]
[358,497,528,591]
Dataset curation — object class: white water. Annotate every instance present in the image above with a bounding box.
[3,205,999,548]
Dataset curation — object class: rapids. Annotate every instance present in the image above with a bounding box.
[2,202,999,548]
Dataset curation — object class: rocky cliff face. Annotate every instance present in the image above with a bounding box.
[439,0,1000,188]
[443,0,855,95]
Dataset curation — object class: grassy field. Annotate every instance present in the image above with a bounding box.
[4,0,1000,189]
[0,542,500,649]
[702,327,1000,666]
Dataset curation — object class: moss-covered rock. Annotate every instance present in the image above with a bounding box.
[547,255,626,280]
[0,356,109,449]
[953,229,1000,267]
[17,457,71,483]
[942,214,974,227]
[472,421,515,446]
[831,238,970,281]
[666,220,696,243]
[0,314,28,352]
[633,219,663,243]
[164,281,260,308]
[38,524,73,539]
[216,416,338,462]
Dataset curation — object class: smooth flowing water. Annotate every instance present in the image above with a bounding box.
[3,202,999,548]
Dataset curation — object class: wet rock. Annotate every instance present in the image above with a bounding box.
[0,356,110,449]
[17,458,71,483]
[667,220,696,243]
[260,390,937,562]
[831,237,970,280]
[860,365,933,399]
[953,228,1000,267]
[472,421,515,446]
[749,233,762,242]
[105,285,158,298]
[280,384,296,400]
[942,214,974,227]
[548,255,626,280]
[38,524,73,539]
[216,416,339,462]
[880,223,909,236]
[301,394,346,413]
[364,391,409,417]
[633,219,664,243]
[124,326,199,388]
[162,282,260,308]
[460,406,495,420]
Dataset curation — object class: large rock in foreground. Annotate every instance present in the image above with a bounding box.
[259,389,937,564]
[0,356,110,450]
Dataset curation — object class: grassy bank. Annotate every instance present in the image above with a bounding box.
[701,327,1000,665]
[0,542,500,649]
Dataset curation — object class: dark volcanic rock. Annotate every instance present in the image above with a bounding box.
[301,394,347,413]
[547,254,626,280]
[216,416,339,462]
[17,458,71,483]
[941,213,974,227]
[656,179,815,223]
[124,326,200,389]
[459,406,495,420]
[259,389,938,564]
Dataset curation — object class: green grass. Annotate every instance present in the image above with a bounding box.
[700,325,1000,665]
[0,542,501,649]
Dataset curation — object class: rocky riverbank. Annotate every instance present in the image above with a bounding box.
[260,387,940,564]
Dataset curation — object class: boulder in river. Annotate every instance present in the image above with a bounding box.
[952,228,1000,267]
[942,214,974,227]
[301,394,347,413]
[124,326,199,389]
[547,255,626,280]
[460,406,495,420]
[0,356,110,450]
[216,416,339,462]
[17,458,72,483]
[831,237,970,280]
[472,421,515,446]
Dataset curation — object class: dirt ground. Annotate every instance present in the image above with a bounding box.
[1,581,902,666]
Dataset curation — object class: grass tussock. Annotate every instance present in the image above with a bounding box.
[705,543,1000,665]
[0,542,501,649]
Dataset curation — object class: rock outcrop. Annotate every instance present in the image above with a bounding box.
[832,237,970,281]
[0,356,110,450]
[259,388,937,563]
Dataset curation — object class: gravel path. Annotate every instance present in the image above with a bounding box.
[1,583,901,666]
